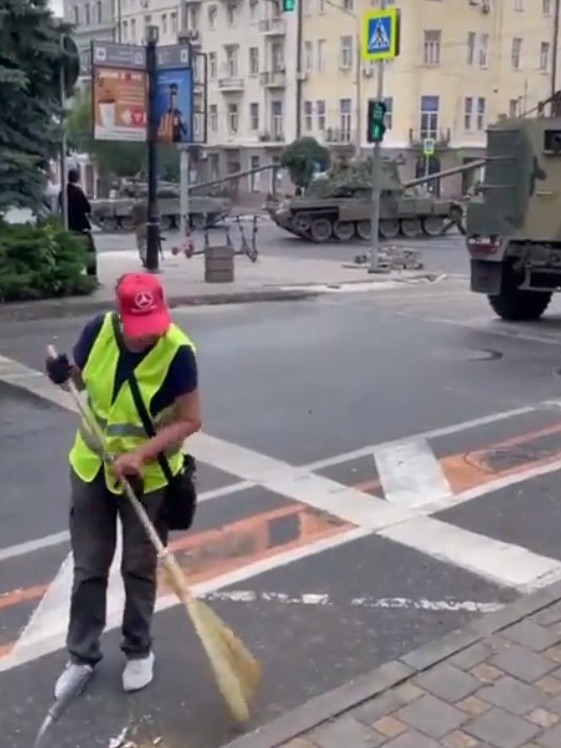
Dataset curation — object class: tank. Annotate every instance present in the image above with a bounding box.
[265,158,466,242]
[466,92,561,321]
[90,179,232,232]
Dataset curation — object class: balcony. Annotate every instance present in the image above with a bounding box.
[258,17,286,35]
[408,128,451,149]
[322,127,354,146]
[259,70,286,88]
[218,76,244,92]
[258,130,285,144]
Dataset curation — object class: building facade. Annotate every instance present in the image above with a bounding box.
[66,0,559,195]
[62,0,117,75]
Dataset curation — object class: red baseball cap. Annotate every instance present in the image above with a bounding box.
[116,273,171,338]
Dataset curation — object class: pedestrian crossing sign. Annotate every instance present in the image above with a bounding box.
[361,8,400,62]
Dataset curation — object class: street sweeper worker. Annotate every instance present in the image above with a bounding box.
[44,272,202,699]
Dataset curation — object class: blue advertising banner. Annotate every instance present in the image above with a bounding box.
[155,67,193,145]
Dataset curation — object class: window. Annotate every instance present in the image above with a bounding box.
[339,99,352,142]
[304,41,313,71]
[226,3,237,26]
[477,97,486,130]
[271,41,284,71]
[130,18,136,41]
[343,0,353,8]
[250,156,261,192]
[143,14,152,38]
[227,103,239,133]
[249,48,259,75]
[319,0,325,12]
[271,101,283,139]
[420,95,439,139]
[316,100,326,130]
[161,14,167,34]
[511,38,522,69]
[188,6,199,30]
[209,52,217,78]
[509,98,519,117]
[304,101,313,131]
[96,1,102,22]
[209,104,218,132]
[225,46,239,77]
[384,97,393,129]
[122,20,128,40]
[478,33,489,67]
[170,11,177,33]
[543,0,552,14]
[514,0,523,10]
[207,5,217,28]
[466,32,475,65]
[464,97,473,129]
[339,36,353,69]
[249,0,258,19]
[84,2,90,25]
[73,5,79,23]
[423,30,441,66]
[317,39,326,71]
[249,102,259,130]
[540,42,550,71]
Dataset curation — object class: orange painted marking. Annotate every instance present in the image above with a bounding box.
[0,501,351,656]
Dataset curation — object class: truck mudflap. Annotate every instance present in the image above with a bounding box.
[470,259,503,294]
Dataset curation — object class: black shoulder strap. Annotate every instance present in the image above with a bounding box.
[110,313,174,483]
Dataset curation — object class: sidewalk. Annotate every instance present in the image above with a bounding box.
[224,581,561,748]
[0,250,436,322]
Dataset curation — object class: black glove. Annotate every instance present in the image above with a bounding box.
[46,353,72,385]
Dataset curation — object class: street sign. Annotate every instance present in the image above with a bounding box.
[423,138,436,156]
[361,9,400,62]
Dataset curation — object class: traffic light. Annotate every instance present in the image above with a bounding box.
[367,99,387,144]
[282,0,295,11]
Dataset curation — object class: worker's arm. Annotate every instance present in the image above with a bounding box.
[136,345,202,464]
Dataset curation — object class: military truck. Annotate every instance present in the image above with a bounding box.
[266,158,465,242]
[466,92,561,321]
[90,179,232,232]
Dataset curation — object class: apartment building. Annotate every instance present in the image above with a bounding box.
[66,0,559,194]
[62,0,116,75]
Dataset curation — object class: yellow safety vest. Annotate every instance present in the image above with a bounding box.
[69,312,196,495]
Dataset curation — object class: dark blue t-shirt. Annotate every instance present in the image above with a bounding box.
[73,313,198,417]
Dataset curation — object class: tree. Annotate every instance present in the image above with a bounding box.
[66,88,180,182]
[280,137,330,191]
[0,0,75,214]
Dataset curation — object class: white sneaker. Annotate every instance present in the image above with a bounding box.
[54,661,94,700]
[122,651,155,692]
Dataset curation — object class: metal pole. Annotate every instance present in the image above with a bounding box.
[354,24,362,158]
[551,0,560,102]
[368,55,385,273]
[179,147,190,237]
[59,39,68,231]
[145,27,160,273]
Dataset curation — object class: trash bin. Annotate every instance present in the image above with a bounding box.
[204,244,234,283]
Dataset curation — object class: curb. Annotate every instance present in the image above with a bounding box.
[221,580,561,748]
[0,288,323,323]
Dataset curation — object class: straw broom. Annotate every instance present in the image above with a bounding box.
[47,345,262,721]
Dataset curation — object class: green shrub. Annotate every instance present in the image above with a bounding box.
[0,217,97,302]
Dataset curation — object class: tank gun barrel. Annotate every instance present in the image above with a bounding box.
[404,158,488,190]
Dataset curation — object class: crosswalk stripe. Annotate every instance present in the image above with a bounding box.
[374,438,452,508]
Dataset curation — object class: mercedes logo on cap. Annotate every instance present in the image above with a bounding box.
[134,291,155,311]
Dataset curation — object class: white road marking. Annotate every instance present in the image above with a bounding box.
[379,516,561,592]
[374,438,452,508]
[201,590,503,613]
[0,527,370,672]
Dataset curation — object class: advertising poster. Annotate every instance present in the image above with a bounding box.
[93,66,147,141]
[155,68,193,145]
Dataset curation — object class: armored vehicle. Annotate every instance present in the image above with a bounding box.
[266,158,465,242]
[466,92,561,321]
[90,179,232,232]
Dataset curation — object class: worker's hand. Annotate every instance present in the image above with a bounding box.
[45,353,72,385]
[112,451,145,480]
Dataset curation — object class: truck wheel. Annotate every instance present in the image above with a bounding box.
[488,287,552,321]
[400,217,422,238]
[332,221,355,241]
[310,218,333,242]
[379,219,400,239]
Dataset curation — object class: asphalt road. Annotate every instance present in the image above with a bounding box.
[3,280,561,747]
[92,221,470,278]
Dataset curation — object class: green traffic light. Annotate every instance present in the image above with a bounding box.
[282,0,295,10]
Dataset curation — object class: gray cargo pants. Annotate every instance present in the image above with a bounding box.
[67,467,166,666]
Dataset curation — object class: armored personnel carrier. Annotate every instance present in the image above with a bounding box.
[266,158,466,242]
[466,92,561,321]
[90,179,232,232]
